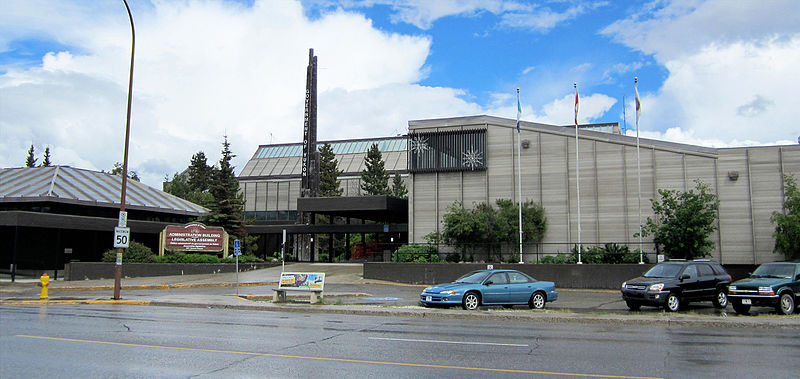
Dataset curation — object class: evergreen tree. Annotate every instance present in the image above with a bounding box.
[187,151,213,192]
[391,172,407,199]
[40,147,52,167]
[360,143,390,195]
[25,145,37,167]
[205,135,247,239]
[318,143,343,197]
[109,162,140,182]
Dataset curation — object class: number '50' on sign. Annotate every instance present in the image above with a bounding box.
[114,227,130,248]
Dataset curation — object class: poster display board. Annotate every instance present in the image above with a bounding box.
[278,273,325,291]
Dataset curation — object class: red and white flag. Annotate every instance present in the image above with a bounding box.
[574,82,579,126]
[635,77,641,122]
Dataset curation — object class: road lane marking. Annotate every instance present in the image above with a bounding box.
[369,336,528,347]
[16,335,662,379]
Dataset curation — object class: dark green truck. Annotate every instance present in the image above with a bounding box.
[728,262,800,315]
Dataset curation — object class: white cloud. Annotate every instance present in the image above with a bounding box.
[527,92,617,126]
[602,0,800,147]
[337,0,595,31]
[0,0,448,188]
[601,0,800,61]
[636,36,800,144]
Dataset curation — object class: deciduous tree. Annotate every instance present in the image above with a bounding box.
[772,174,800,260]
[640,180,719,259]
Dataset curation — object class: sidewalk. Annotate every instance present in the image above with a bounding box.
[2,263,798,329]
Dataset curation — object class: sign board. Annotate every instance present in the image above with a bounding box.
[114,227,130,248]
[657,254,665,263]
[118,211,128,227]
[279,273,325,291]
[164,223,225,252]
[233,239,241,256]
[486,264,494,270]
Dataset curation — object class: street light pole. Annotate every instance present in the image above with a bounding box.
[114,0,135,300]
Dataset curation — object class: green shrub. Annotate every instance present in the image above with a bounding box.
[444,252,461,263]
[540,254,577,264]
[393,244,439,263]
[318,253,329,262]
[102,241,156,263]
[221,254,264,263]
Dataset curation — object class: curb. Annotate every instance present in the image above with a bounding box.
[144,301,800,329]
[47,281,278,291]
[2,297,798,329]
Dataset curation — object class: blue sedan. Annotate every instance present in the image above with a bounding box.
[420,269,558,310]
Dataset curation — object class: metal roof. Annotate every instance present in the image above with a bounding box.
[240,136,408,178]
[0,166,208,216]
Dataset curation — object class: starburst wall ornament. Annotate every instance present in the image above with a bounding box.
[462,146,483,170]
[411,135,430,153]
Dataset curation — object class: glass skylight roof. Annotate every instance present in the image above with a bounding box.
[255,137,407,159]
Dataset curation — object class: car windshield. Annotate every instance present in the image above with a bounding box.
[643,263,682,278]
[455,271,491,284]
[751,264,795,279]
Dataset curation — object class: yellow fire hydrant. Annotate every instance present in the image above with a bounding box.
[39,273,50,300]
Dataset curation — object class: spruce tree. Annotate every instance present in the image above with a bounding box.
[318,143,343,197]
[109,162,140,182]
[206,135,247,239]
[41,147,52,167]
[360,143,390,195]
[187,151,213,192]
[25,145,37,167]
[391,172,407,199]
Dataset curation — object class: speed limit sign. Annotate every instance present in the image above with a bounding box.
[114,227,130,248]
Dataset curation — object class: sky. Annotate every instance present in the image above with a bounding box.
[1,0,798,189]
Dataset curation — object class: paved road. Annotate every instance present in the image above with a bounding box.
[2,304,798,378]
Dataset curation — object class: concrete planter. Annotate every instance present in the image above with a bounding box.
[364,262,757,290]
[65,262,280,281]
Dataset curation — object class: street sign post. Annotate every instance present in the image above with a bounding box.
[114,227,130,248]
[233,239,241,295]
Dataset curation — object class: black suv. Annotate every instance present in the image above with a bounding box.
[621,260,732,312]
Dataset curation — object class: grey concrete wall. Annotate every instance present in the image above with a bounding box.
[364,262,757,289]
[408,117,800,264]
[65,262,280,281]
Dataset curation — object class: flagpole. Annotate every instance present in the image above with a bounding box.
[574,82,582,264]
[516,88,524,264]
[635,77,643,264]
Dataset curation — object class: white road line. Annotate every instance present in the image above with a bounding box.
[368,337,528,347]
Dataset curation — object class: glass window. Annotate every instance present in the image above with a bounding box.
[508,272,531,284]
[682,265,698,280]
[698,264,714,277]
[488,273,509,285]
[454,271,490,284]
[644,263,682,278]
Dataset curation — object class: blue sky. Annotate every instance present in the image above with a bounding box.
[1,0,798,188]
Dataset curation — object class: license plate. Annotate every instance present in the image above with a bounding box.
[742,299,751,305]
[426,296,432,301]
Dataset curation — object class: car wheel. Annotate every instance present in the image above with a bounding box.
[712,289,728,309]
[732,300,751,315]
[665,293,680,312]
[777,293,795,315]
[528,292,546,310]
[461,292,480,310]
[625,301,641,311]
